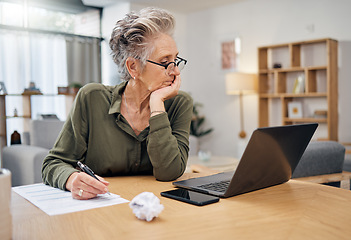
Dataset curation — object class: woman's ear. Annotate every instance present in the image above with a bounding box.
[125,57,139,79]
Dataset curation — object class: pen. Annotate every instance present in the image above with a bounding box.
[77,161,110,195]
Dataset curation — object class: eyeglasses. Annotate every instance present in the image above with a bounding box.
[146,56,187,75]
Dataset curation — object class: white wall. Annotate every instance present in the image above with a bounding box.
[101,0,351,158]
[181,0,351,158]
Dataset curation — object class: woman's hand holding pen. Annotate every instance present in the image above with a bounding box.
[66,172,110,200]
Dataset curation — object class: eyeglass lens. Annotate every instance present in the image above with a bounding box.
[166,60,186,74]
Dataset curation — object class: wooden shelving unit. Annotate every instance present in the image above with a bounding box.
[258,38,338,141]
[0,93,75,156]
[0,95,7,152]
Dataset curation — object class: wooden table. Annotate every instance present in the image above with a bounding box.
[11,173,351,240]
[187,155,239,173]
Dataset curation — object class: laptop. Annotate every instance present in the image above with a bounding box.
[174,123,318,198]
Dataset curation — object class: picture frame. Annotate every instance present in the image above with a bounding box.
[57,86,69,94]
[288,102,303,119]
[221,40,236,70]
[218,35,241,72]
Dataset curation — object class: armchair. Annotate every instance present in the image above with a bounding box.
[292,141,346,187]
[2,120,64,186]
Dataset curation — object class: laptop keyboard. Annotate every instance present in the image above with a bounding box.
[197,180,230,193]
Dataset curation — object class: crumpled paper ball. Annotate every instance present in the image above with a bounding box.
[129,192,164,222]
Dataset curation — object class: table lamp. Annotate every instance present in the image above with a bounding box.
[225,72,257,138]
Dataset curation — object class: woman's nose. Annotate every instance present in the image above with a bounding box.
[170,65,181,76]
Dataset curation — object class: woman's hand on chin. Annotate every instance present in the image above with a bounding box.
[151,75,181,102]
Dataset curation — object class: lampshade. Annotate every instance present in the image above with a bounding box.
[225,72,257,95]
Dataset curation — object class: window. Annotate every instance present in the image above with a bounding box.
[28,7,75,33]
[0,2,24,27]
[0,0,102,143]
[0,0,101,37]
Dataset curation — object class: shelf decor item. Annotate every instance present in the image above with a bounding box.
[288,102,303,119]
[292,75,305,94]
[314,110,327,119]
[0,82,7,95]
[10,130,21,145]
[273,63,282,69]
[23,82,42,95]
[57,86,69,94]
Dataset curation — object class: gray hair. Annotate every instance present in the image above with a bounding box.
[109,7,175,81]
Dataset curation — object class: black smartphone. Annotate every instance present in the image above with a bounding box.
[161,189,219,206]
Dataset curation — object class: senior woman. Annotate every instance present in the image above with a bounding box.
[42,7,193,200]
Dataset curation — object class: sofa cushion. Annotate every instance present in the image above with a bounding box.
[3,145,48,186]
[30,120,65,149]
[292,141,345,178]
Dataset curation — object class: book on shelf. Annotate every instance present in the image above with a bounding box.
[292,75,305,94]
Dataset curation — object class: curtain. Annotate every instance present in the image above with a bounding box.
[0,29,68,143]
[66,37,101,85]
[0,30,31,94]
[29,33,68,121]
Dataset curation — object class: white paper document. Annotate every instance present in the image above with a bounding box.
[12,183,129,216]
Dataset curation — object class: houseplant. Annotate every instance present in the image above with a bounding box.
[189,102,213,156]
[69,82,83,95]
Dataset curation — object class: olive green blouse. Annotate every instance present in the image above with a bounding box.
[42,81,193,190]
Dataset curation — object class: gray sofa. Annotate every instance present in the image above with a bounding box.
[292,141,345,187]
[2,120,64,186]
